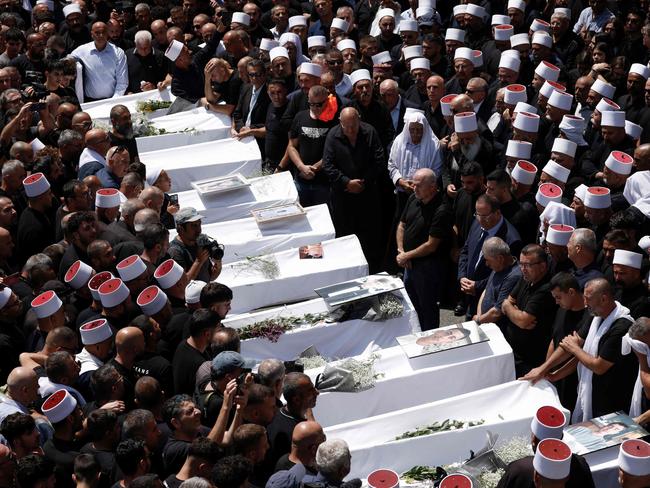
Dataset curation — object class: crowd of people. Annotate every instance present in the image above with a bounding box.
[0,0,648,485]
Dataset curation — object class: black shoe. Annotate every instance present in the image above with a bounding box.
[453,303,466,316]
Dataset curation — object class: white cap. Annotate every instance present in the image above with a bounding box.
[553,7,572,19]
[64,260,94,290]
[638,235,650,252]
[573,184,588,202]
[551,138,577,157]
[532,32,552,48]
[410,57,430,72]
[42,389,77,424]
[31,290,62,319]
[79,318,112,345]
[349,69,371,85]
[116,255,147,282]
[231,12,250,26]
[510,33,530,47]
[539,80,566,99]
[536,183,563,207]
[465,3,485,18]
[416,7,434,25]
[548,90,573,111]
[542,160,570,183]
[260,38,279,51]
[23,172,50,198]
[630,63,650,79]
[185,280,206,304]
[307,36,326,48]
[511,160,537,185]
[595,97,620,113]
[559,114,584,134]
[590,79,616,99]
[372,51,392,65]
[331,18,349,31]
[439,474,473,488]
[452,4,466,16]
[626,120,643,141]
[95,188,121,208]
[454,47,474,63]
[547,224,574,246]
[535,60,560,81]
[98,278,130,308]
[492,15,511,26]
[270,46,289,62]
[499,51,520,71]
[440,94,457,117]
[88,271,113,301]
[403,45,423,60]
[377,8,395,20]
[137,285,168,316]
[531,19,551,33]
[531,405,567,440]
[601,110,626,128]
[154,259,185,289]
[494,24,514,41]
[613,249,643,269]
[288,15,307,28]
[584,186,611,209]
[165,39,183,62]
[454,112,477,133]
[618,439,650,477]
[0,287,11,310]
[399,19,418,32]
[31,138,45,153]
[63,3,81,17]
[605,151,634,175]
[508,0,525,11]
[367,469,399,488]
[506,140,533,159]
[472,50,483,68]
[504,84,527,105]
[445,28,465,43]
[513,111,540,133]
[514,102,536,114]
[533,439,572,481]
[300,62,322,77]
[337,39,356,52]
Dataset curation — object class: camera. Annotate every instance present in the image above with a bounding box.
[196,234,225,260]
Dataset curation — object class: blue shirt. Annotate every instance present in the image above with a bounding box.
[71,41,128,100]
[481,260,522,314]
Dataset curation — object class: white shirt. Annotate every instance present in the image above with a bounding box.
[79,147,107,169]
[71,41,128,100]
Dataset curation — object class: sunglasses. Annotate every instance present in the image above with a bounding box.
[248,72,264,78]
[308,101,326,107]
[327,59,343,65]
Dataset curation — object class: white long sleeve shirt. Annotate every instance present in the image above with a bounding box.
[71,41,128,100]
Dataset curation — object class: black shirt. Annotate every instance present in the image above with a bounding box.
[134,351,173,395]
[290,110,335,184]
[172,340,211,395]
[125,47,167,93]
[168,237,211,283]
[109,132,139,164]
[17,206,55,264]
[496,453,595,488]
[400,192,453,258]
[266,408,304,469]
[43,437,81,488]
[162,437,191,477]
[264,102,289,168]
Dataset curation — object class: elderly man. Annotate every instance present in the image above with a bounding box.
[302,439,357,486]
[126,31,167,93]
[396,169,453,330]
[96,146,130,189]
[78,129,111,180]
[71,22,127,101]
[379,78,419,134]
[567,228,604,290]
[272,421,325,474]
[323,107,385,272]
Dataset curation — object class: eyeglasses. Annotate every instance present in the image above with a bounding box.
[465,88,484,94]
[473,212,493,219]
[308,101,326,107]
[248,72,264,78]
[519,261,543,269]
[327,59,344,65]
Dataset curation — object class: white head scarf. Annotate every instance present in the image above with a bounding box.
[624,170,650,205]
[279,32,306,67]
[388,111,441,181]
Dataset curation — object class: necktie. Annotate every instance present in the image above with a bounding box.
[245,87,259,128]
[470,229,489,271]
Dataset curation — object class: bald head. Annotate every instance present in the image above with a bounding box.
[139,186,164,214]
[585,277,614,298]
[634,144,650,171]
[7,367,38,405]
[379,78,398,92]
[7,367,37,388]
[115,327,145,359]
[292,421,324,446]
[451,94,473,113]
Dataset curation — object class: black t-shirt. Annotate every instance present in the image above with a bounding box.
[400,192,453,258]
[172,340,211,395]
[43,437,81,488]
[496,453,595,488]
[80,443,120,484]
[264,103,289,168]
[162,437,190,477]
[290,110,335,184]
[168,238,211,283]
[134,351,173,395]
[266,409,304,468]
[211,71,243,106]
[164,475,183,488]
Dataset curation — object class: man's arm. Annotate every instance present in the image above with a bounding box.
[396,221,405,253]
[501,297,538,329]
[113,49,128,97]
[635,350,650,398]
[520,340,573,382]
[560,332,614,375]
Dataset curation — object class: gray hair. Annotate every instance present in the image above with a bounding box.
[120,198,145,220]
[316,439,351,480]
[0,88,20,107]
[179,478,212,488]
[122,409,156,441]
[629,317,650,340]
[22,253,53,273]
[1,160,23,178]
[58,129,83,148]
[257,359,285,387]
[135,2,150,12]
[133,208,160,232]
[311,53,327,65]
[482,236,511,257]
[134,30,152,47]
[571,228,597,254]
[413,168,436,186]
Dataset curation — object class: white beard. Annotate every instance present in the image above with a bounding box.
[460,139,481,161]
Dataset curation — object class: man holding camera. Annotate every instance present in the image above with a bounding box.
[168,207,223,283]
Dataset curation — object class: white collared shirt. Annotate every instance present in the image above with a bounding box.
[71,41,128,100]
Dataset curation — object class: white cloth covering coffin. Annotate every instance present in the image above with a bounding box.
[135,128,231,153]
[305,323,515,427]
[220,235,369,314]
[173,172,298,224]
[139,137,262,192]
[81,88,175,124]
[223,288,419,362]
[150,106,231,134]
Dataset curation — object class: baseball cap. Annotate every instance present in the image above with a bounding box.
[211,351,256,378]
[174,207,204,225]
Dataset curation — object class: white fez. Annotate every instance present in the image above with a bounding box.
[64,260,93,290]
[504,84,527,105]
[31,290,62,319]
[79,318,112,345]
[531,18,551,33]
[454,47,474,63]
[185,280,207,304]
[445,28,465,43]
[331,18,349,31]
[536,183,563,207]
[532,31,552,48]
[535,60,560,81]
[42,389,77,424]
[454,112,477,133]
[547,224,574,246]
[23,172,50,198]
[492,15,511,26]
[231,12,250,26]
[95,188,120,208]
[506,140,533,159]
[155,259,185,289]
[494,24,514,41]
[307,36,326,48]
[618,439,650,477]
[638,235,650,252]
[440,474,473,488]
[626,120,643,141]
[88,271,113,301]
[531,405,566,440]
[137,285,168,316]
[584,186,611,209]
[98,278,130,308]
[116,255,147,282]
[595,97,619,113]
[605,151,634,175]
[31,138,45,153]
[63,3,81,17]
[559,114,584,133]
[508,0,525,11]
[403,45,423,60]
[552,138,577,157]
[288,15,307,28]
[372,51,392,65]
[533,439,572,480]
[613,249,643,269]
[554,7,572,19]
[542,160,570,183]
[300,63,322,77]
[590,79,616,99]
[416,7,434,24]
[399,19,418,32]
[0,287,11,310]
[165,40,183,62]
[513,111,540,133]
[548,90,573,111]
[510,33,530,47]
[539,80,566,99]
[472,50,483,68]
[377,8,395,20]
[452,5,466,16]
[514,102,536,114]
[630,63,650,79]
[440,94,457,117]
[499,51,520,71]
[511,160,537,185]
[410,58,430,72]
[337,39,356,52]
[260,38,278,51]
[269,46,289,62]
[465,3,485,18]
[601,110,626,128]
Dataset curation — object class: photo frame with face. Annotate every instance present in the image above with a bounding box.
[396,322,490,358]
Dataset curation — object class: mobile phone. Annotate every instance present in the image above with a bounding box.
[30,102,45,112]
[236,371,248,395]
[169,194,179,206]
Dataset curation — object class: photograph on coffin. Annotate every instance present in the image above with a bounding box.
[252,202,306,223]
[396,321,489,358]
[191,173,251,196]
[314,274,404,308]
[563,411,649,455]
